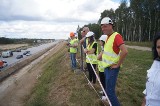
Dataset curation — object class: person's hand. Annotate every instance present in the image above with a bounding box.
[97,52,103,60]
[84,49,88,54]
[110,64,119,69]
[66,43,70,46]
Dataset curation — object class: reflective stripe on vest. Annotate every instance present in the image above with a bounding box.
[86,38,88,47]
[98,61,104,72]
[70,38,77,53]
[102,32,120,68]
[103,51,119,58]
[84,38,88,48]
[86,41,98,64]
[75,38,79,43]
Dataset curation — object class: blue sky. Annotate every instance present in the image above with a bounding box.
[0,0,123,39]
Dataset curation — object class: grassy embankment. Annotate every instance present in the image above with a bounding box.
[25,44,152,106]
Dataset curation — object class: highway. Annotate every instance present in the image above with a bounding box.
[0,40,59,68]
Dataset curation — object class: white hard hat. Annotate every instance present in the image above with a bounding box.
[86,31,94,37]
[99,35,108,42]
[101,17,113,25]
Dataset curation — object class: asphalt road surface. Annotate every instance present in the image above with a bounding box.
[0,40,59,68]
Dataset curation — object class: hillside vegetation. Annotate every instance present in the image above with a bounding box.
[25,46,152,106]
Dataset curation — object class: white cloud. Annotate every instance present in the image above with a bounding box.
[0,0,120,39]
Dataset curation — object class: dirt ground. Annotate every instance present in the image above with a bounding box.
[126,45,151,51]
[0,41,65,106]
[0,44,28,50]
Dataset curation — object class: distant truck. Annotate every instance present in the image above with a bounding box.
[1,51,13,58]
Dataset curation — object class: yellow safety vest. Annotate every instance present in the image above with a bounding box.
[98,60,104,72]
[75,38,79,43]
[70,38,77,53]
[86,38,88,47]
[86,41,98,64]
[102,32,120,68]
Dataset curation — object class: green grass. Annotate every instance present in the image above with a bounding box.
[117,48,152,106]
[25,46,153,106]
[125,41,152,47]
[25,47,66,106]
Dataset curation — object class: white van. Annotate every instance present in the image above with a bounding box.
[2,51,13,58]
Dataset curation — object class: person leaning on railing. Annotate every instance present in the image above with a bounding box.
[84,31,98,84]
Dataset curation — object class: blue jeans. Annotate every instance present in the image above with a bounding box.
[104,67,120,106]
[70,53,76,69]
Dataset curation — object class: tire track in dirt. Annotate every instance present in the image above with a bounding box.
[126,45,151,51]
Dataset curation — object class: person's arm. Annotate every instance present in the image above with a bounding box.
[84,48,95,54]
[117,44,128,66]
[141,89,146,106]
[87,48,95,54]
[84,43,96,54]
[97,51,103,60]
[70,42,78,48]
[141,97,146,106]
[87,43,97,54]
[70,40,78,48]
[111,44,128,69]
[80,37,85,44]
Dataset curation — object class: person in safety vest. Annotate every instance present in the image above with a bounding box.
[97,35,108,95]
[100,17,128,105]
[74,33,79,52]
[80,27,90,71]
[68,32,78,71]
[84,31,98,84]
[141,32,160,106]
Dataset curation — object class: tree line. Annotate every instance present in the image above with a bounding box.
[77,0,160,42]
[0,37,38,44]
[0,37,54,44]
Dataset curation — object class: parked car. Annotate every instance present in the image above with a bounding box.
[26,53,31,56]
[16,55,23,59]
[23,51,30,55]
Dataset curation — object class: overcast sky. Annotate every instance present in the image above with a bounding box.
[0,0,124,39]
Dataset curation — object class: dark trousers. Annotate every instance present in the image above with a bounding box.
[99,71,105,90]
[87,63,96,84]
